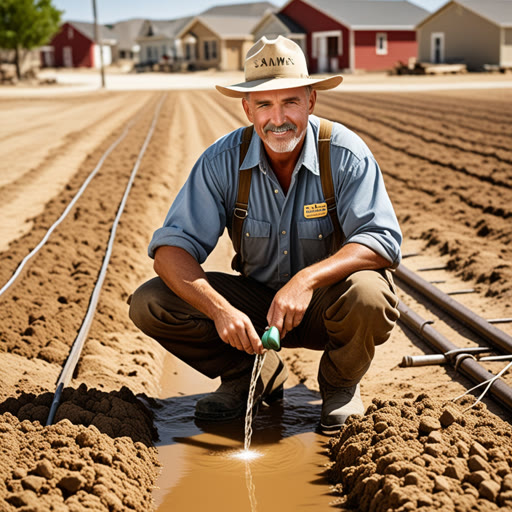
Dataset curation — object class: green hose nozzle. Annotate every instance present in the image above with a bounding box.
[261,326,281,351]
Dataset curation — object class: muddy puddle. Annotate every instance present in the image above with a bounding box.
[152,353,336,511]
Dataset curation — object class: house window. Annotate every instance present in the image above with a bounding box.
[68,27,74,39]
[504,28,512,46]
[376,33,387,55]
[204,40,217,60]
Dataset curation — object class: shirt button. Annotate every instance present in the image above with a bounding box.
[281,230,286,235]
[318,234,323,240]
[283,273,289,277]
[283,250,288,255]
[274,189,279,194]
[246,232,250,237]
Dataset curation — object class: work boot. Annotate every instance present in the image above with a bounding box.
[195,351,288,422]
[319,372,364,434]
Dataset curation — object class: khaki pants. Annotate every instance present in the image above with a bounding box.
[129,269,399,388]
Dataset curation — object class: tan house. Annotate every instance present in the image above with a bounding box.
[177,2,276,71]
[416,0,512,70]
[177,16,259,70]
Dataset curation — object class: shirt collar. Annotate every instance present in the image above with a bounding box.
[239,117,320,176]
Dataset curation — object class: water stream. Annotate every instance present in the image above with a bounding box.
[152,352,337,511]
[243,353,266,452]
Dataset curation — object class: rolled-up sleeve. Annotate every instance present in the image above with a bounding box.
[148,155,226,262]
[338,156,402,267]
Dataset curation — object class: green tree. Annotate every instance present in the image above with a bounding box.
[0,0,62,80]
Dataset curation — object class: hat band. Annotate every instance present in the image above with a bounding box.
[246,54,309,82]
[246,72,311,81]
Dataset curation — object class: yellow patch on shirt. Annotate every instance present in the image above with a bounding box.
[304,202,328,219]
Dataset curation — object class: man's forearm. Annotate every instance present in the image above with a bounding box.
[153,245,264,354]
[153,246,230,320]
[298,242,391,291]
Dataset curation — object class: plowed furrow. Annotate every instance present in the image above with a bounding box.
[321,94,512,159]
[0,92,166,365]
[344,91,512,125]
[315,103,512,202]
[329,91,512,140]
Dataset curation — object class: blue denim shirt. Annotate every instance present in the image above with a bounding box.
[149,115,402,290]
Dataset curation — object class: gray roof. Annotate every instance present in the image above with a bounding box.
[195,15,260,37]
[68,21,117,43]
[274,13,305,33]
[298,0,429,29]
[110,19,145,51]
[454,0,512,27]
[200,1,276,17]
[138,17,193,39]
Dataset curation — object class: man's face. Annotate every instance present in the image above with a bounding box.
[242,86,316,155]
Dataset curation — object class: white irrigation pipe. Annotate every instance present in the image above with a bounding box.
[0,104,146,298]
[46,93,167,425]
[452,360,512,413]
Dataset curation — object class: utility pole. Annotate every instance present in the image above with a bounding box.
[92,0,106,88]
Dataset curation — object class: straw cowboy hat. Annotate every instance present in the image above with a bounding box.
[216,35,343,98]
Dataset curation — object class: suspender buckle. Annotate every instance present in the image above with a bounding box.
[234,207,248,219]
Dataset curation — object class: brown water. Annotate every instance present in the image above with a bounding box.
[153,353,336,511]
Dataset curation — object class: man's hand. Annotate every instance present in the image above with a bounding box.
[265,243,392,339]
[267,276,314,339]
[213,305,264,355]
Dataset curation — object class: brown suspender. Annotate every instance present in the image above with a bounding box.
[231,118,344,272]
[318,118,345,252]
[231,125,254,271]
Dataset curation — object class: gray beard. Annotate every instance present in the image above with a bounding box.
[264,126,306,153]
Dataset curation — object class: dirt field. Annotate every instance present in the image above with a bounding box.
[0,82,511,511]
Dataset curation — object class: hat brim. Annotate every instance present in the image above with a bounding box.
[216,75,343,98]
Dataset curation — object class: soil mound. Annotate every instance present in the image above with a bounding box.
[328,394,512,511]
[0,412,159,511]
[0,384,158,447]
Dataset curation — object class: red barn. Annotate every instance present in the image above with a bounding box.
[46,21,116,68]
[279,0,429,72]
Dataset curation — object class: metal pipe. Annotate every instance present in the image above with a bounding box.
[488,318,512,324]
[447,289,476,296]
[402,347,491,367]
[395,264,512,355]
[398,301,512,412]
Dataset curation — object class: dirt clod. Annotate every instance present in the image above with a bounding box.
[329,395,512,510]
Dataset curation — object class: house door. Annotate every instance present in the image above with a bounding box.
[43,49,54,67]
[226,45,239,71]
[431,33,444,64]
[314,31,341,73]
[317,37,328,73]
[63,46,73,67]
[328,36,339,72]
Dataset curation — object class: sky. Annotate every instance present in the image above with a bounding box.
[52,0,449,24]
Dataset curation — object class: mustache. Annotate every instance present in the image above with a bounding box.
[263,121,298,134]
